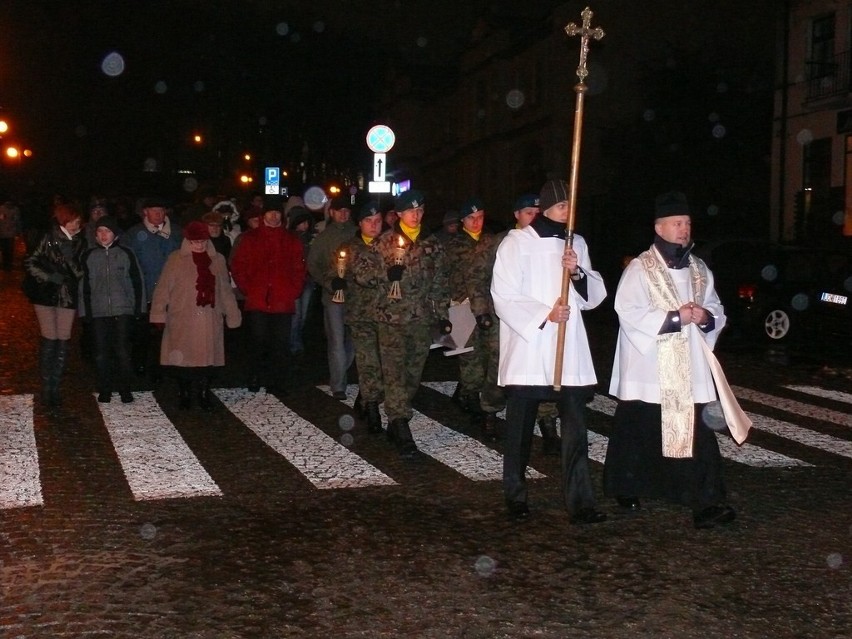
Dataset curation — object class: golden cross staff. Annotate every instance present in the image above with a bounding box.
[553,6,605,391]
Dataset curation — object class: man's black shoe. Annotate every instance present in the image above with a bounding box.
[570,507,607,525]
[507,501,530,521]
[332,391,347,400]
[616,496,641,511]
[119,391,134,404]
[693,504,736,529]
[97,392,111,403]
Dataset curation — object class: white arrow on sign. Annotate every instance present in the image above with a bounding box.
[373,153,387,182]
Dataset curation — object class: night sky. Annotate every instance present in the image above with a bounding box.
[0,0,777,209]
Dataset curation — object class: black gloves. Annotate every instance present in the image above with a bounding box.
[331,277,347,292]
[439,319,453,334]
[475,313,493,330]
[387,264,406,282]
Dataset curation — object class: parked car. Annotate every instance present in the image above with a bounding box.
[695,239,851,350]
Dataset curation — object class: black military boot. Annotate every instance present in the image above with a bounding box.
[538,416,561,456]
[365,402,383,434]
[481,412,499,442]
[178,379,192,410]
[389,418,418,460]
[353,391,366,418]
[197,377,215,412]
[39,338,57,407]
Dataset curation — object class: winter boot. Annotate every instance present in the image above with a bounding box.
[47,340,70,407]
[39,338,57,406]
[365,401,383,434]
[389,417,418,460]
[196,377,215,412]
[178,379,192,410]
[538,416,561,457]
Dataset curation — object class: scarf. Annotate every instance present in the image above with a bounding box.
[639,246,707,458]
[143,217,172,238]
[192,251,216,307]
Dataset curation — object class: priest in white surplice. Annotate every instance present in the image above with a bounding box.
[491,180,607,524]
[603,191,738,530]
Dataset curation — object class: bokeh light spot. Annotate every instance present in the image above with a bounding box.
[417,36,428,48]
[276,22,290,36]
[183,177,199,193]
[339,433,354,447]
[140,523,157,540]
[313,21,325,33]
[791,293,809,311]
[474,555,497,577]
[506,89,525,110]
[643,109,655,122]
[154,81,168,94]
[796,129,813,145]
[143,158,158,172]
[101,51,125,77]
[339,414,355,432]
[761,264,779,282]
[193,81,205,93]
[826,553,843,569]
[712,124,726,139]
[707,204,719,217]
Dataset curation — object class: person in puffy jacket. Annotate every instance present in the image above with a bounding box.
[79,216,145,403]
[23,202,86,407]
[230,196,305,394]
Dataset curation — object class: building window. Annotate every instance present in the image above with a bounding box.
[808,14,835,79]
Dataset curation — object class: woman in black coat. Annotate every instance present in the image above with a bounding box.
[23,202,86,406]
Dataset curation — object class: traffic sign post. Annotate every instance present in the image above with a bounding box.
[366,126,395,194]
[264,167,280,195]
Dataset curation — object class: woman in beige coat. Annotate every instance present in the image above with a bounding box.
[150,221,241,410]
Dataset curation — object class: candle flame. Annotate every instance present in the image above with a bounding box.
[339,250,346,258]
[397,235,405,248]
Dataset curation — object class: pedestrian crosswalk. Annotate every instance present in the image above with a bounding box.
[0,380,849,510]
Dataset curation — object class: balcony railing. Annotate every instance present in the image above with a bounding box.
[806,51,851,101]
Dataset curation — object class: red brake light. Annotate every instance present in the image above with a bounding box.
[737,283,757,302]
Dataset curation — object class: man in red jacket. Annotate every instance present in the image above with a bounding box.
[231,196,306,393]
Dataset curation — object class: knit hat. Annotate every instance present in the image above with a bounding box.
[394,189,425,212]
[287,206,312,230]
[539,180,568,213]
[513,193,540,211]
[243,206,263,221]
[459,197,484,217]
[95,215,120,236]
[263,195,284,213]
[184,220,210,241]
[355,200,382,223]
[201,211,224,225]
[330,195,352,210]
[654,191,691,219]
[442,210,460,226]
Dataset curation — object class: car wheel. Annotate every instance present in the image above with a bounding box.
[763,308,791,340]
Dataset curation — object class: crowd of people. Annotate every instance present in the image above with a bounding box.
[7,181,745,531]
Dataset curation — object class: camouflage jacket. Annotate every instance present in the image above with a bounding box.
[351,222,450,325]
[323,234,383,325]
[445,230,500,317]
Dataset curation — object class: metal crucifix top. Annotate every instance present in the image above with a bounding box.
[564,6,605,84]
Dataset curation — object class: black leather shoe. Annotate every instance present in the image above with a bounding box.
[119,391,134,404]
[570,507,607,525]
[616,496,641,511]
[507,501,530,521]
[693,504,737,529]
[332,391,347,400]
[97,391,111,403]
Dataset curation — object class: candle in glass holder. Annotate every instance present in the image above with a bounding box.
[388,235,406,299]
[332,249,346,303]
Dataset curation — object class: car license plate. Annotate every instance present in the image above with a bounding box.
[819,292,848,306]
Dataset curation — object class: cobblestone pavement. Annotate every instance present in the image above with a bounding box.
[1,260,850,639]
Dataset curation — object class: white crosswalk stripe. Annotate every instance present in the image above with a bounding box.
[0,395,42,509]
[586,394,813,468]
[783,385,852,406]
[2,378,850,510]
[215,387,396,489]
[321,385,546,481]
[97,391,222,500]
[731,385,852,428]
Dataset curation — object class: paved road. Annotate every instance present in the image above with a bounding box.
[1,265,850,638]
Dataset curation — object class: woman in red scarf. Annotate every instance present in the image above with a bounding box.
[150,221,241,410]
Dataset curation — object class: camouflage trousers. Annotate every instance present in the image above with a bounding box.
[377,321,432,422]
[457,321,505,414]
[350,321,384,403]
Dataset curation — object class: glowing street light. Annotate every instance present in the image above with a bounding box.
[6,146,19,158]
[193,134,203,144]
[0,120,8,135]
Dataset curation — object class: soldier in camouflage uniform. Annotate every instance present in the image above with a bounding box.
[327,201,386,434]
[351,190,451,460]
[446,197,505,441]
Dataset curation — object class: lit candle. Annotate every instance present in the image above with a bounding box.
[388,235,406,299]
[332,249,347,303]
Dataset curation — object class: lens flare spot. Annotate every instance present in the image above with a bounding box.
[101,51,125,77]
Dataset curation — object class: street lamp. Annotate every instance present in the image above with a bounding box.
[0,120,8,135]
